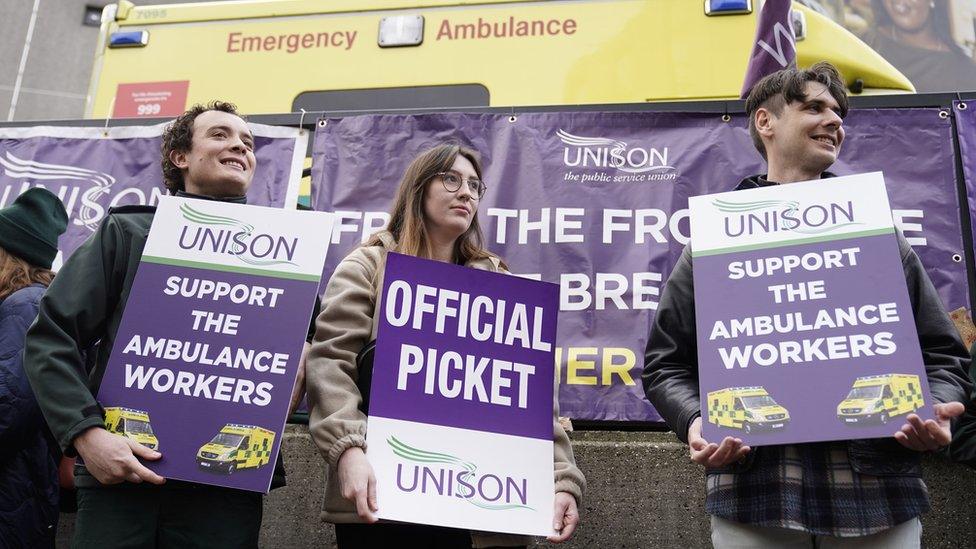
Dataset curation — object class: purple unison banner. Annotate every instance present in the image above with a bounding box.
[95,197,332,492]
[954,100,976,257]
[0,123,306,267]
[691,174,934,446]
[366,253,557,535]
[312,110,966,422]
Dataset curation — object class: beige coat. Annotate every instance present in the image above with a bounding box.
[306,232,585,547]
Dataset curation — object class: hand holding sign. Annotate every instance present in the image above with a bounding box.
[74,426,165,485]
[547,492,579,543]
[288,342,310,415]
[895,402,965,451]
[686,417,750,468]
[338,447,379,523]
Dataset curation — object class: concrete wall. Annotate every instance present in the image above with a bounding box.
[0,0,208,121]
[56,428,976,548]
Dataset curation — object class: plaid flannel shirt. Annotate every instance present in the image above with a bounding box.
[705,441,929,537]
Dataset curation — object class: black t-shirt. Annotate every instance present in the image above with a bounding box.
[306,295,321,343]
[860,30,976,92]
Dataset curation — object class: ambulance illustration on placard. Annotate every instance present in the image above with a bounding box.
[837,374,924,425]
[197,424,276,474]
[104,407,159,450]
[706,386,790,433]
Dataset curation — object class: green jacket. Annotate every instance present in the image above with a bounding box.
[24,205,155,466]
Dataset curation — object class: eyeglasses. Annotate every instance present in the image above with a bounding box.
[433,171,487,199]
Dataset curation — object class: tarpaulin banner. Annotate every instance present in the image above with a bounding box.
[95,196,333,492]
[0,122,307,267]
[312,109,967,422]
[691,173,933,445]
[953,100,976,260]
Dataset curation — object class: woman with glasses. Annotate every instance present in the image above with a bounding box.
[306,143,584,548]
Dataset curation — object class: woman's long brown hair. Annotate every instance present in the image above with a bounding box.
[0,246,54,300]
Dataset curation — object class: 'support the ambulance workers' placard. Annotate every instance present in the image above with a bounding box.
[367,253,558,536]
[690,173,934,446]
[95,196,333,492]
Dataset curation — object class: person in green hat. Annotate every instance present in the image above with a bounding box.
[0,187,68,548]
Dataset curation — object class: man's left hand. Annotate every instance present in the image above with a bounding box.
[288,342,310,415]
[547,491,579,543]
[894,402,965,451]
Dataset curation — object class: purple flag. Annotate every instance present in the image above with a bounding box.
[740,0,796,98]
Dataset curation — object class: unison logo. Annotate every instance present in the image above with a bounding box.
[178,203,298,266]
[715,198,860,237]
[389,436,534,511]
[557,129,675,175]
[0,152,116,232]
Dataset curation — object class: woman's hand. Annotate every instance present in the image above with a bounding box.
[337,447,378,522]
[547,491,579,543]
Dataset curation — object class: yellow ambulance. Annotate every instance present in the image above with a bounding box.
[86,0,912,119]
[197,424,276,474]
[837,374,924,425]
[104,406,159,450]
[707,386,790,434]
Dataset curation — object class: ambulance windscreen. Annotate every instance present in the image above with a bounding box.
[741,395,777,409]
[846,386,882,399]
[126,419,154,435]
[210,433,244,447]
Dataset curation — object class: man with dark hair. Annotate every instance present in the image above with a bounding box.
[743,64,850,161]
[23,102,280,547]
[643,62,971,547]
[160,101,244,195]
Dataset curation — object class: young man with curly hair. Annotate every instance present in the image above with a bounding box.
[24,102,271,547]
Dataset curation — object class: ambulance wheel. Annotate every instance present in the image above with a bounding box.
[744,422,753,434]
[228,464,236,475]
[880,412,889,425]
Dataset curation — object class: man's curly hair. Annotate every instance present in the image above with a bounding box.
[161,101,244,194]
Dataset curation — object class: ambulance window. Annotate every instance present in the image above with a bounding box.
[908,383,916,393]
[733,399,744,411]
[241,436,250,449]
[882,386,893,399]
[293,84,489,112]
[117,419,125,432]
